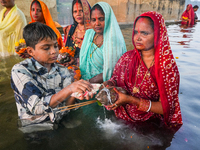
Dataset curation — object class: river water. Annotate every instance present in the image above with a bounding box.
[0,22,200,150]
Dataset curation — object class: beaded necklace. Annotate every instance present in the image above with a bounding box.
[72,25,85,48]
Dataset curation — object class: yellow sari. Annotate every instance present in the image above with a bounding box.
[0,5,27,57]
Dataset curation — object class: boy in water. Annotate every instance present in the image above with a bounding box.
[11,22,92,131]
[193,5,199,23]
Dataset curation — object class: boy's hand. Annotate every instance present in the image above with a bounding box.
[69,79,92,93]
[69,79,95,100]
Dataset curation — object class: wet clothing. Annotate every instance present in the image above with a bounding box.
[194,13,198,22]
[11,58,72,127]
[79,2,127,81]
[181,4,195,26]
[109,11,182,127]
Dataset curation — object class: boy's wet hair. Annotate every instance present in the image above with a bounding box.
[23,22,57,49]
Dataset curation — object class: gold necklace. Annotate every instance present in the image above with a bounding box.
[73,26,85,47]
[90,34,103,58]
[132,58,155,94]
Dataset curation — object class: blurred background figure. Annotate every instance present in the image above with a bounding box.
[30,0,63,49]
[63,0,91,67]
[0,0,27,57]
[193,5,199,23]
[181,4,195,27]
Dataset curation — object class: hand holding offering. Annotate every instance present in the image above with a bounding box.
[71,84,101,99]
[95,87,127,106]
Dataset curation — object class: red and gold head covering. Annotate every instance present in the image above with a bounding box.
[79,0,91,30]
[131,11,182,126]
[30,0,63,47]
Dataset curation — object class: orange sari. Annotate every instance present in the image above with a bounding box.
[30,0,63,47]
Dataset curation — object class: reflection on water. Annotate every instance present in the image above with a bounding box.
[0,22,200,150]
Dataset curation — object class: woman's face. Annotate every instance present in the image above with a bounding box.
[73,3,84,24]
[186,5,191,11]
[91,9,105,34]
[31,2,44,23]
[133,18,154,52]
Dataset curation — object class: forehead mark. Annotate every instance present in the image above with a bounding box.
[34,2,37,15]
[76,0,78,12]
[95,8,98,19]
[136,18,144,39]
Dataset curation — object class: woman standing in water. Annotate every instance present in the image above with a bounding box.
[79,2,127,83]
[104,11,182,128]
[16,0,63,58]
[63,0,91,66]
[30,0,63,48]
[181,4,195,26]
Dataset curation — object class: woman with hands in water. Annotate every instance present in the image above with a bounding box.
[103,11,182,128]
[79,2,126,83]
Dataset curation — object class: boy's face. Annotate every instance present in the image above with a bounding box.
[28,38,59,67]
[193,8,198,12]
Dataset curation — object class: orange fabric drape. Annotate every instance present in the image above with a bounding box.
[30,0,63,47]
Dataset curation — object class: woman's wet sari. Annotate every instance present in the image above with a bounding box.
[79,2,127,81]
[181,4,195,26]
[109,11,182,128]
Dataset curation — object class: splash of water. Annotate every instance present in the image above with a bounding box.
[96,117,125,139]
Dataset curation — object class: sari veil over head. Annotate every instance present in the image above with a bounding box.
[63,0,91,56]
[30,0,63,47]
[79,2,127,81]
[71,0,91,30]
[111,11,182,127]
[181,4,195,26]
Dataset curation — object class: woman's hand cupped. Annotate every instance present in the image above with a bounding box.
[106,88,131,110]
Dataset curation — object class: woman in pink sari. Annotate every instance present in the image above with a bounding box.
[181,4,195,26]
[104,11,183,128]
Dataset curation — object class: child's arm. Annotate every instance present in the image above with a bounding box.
[49,79,93,107]
[11,64,93,115]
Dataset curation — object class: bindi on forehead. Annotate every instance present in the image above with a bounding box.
[95,8,98,20]
[34,2,37,15]
[137,18,145,34]
[76,0,78,11]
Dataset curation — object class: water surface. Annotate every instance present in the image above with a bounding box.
[0,23,200,150]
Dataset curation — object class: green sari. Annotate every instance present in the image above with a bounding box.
[79,2,127,81]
